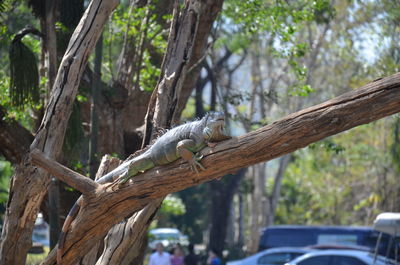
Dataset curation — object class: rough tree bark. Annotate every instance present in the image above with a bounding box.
[35,72,400,264]
[93,1,223,263]
[95,198,163,265]
[77,155,122,265]
[170,0,224,124]
[144,0,224,136]
[0,1,119,264]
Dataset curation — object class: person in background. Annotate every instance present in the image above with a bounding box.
[184,243,200,265]
[171,245,185,265]
[149,242,171,265]
[207,249,221,265]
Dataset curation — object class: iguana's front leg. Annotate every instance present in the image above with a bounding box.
[177,139,205,173]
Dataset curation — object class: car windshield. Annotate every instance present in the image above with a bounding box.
[258,252,306,265]
[152,233,179,240]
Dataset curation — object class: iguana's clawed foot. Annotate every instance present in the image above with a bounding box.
[117,168,138,187]
[189,153,205,173]
[117,173,130,187]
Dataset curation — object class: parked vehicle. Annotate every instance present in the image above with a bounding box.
[148,228,189,250]
[372,212,400,263]
[284,250,393,265]
[226,247,314,265]
[259,226,394,257]
[30,213,49,254]
[32,213,49,247]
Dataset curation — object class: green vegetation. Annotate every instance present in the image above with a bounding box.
[26,247,49,265]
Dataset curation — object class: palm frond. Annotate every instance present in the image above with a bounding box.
[9,39,40,107]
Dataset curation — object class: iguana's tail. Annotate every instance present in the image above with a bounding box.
[56,167,119,264]
[57,158,134,263]
[57,198,82,264]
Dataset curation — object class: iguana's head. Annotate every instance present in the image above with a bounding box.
[202,112,227,141]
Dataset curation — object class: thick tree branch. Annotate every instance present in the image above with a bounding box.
[171,0,224,124]
[30,149,99,194]
[143,0,224,151]
[95,198,163,265]
[40,72,400,264]
[0,1,119,264]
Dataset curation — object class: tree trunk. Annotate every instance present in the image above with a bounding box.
[35,72,400,264]
[209,170,246,256]
[143,0,223,138]
[0,1,119,264]
[248,163,267,254]
[267,154,291,226]
[44,0,61,250]
[157,0,224,125]
[89,34,103,178]
[43,0,58,99]
[237,191,244,246]
[48,178,61,249]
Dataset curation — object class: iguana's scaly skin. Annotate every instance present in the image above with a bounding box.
[99,111,228,185]
[57,112,229,264]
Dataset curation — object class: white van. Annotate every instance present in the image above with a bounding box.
[372,212,400,264]
[148,228,189,250]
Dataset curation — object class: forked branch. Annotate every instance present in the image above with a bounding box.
[43,73,400,264]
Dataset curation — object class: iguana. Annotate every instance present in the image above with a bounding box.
[57,112,230,264]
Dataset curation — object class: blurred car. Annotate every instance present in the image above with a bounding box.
[226,247,314,265]
[259,225,394,258]
[32,213,49,247]
[373,212,400,261]
[148,228,189,250]
[284,250,394,265]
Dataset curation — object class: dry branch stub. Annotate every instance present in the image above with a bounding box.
[30,149,99,195]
